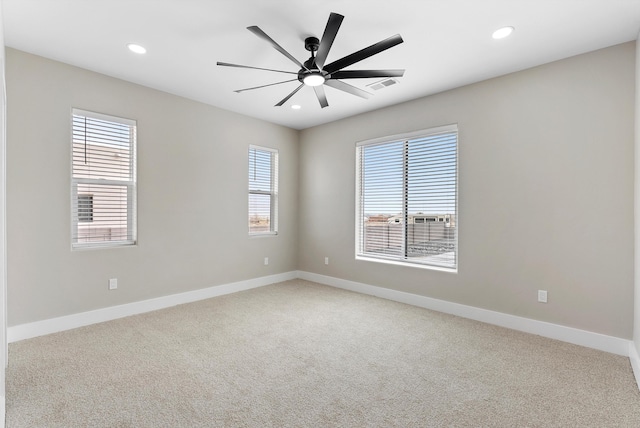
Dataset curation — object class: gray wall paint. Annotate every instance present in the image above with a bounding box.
[6,48,299,326]
[299,42,636,339]
[0,0,6,405]
[5,43,637,341]
[634,34,640,354]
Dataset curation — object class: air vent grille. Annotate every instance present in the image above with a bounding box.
[367,78,399,91]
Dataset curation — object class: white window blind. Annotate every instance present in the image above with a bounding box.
[356,125,458,270]
[71,109,137,248]
[248,145,278,235]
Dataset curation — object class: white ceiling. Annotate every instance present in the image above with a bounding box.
[4,0,640,130]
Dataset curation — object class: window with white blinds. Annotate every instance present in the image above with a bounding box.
[248,145,278,235]
[71,109,137,248]
[356,125,458,271]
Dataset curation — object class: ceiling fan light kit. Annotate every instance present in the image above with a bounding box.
[217,12,405,108]
[302,74,325,87]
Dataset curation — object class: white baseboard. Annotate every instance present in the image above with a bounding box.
[7,269,635,362]
[297,271,632,357]
[7,271,297,343]
[630,342,640,391]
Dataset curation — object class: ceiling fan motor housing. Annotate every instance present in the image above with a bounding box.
[298,68,327,86]
[299,37,327,86]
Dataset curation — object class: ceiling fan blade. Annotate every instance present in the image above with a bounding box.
[323,34,404,74]
[217,62,297,75]
[234,79,299,93]
[330,69,405,79]
[315,12,344,70]
[247,26,308,70]
[325,80,371,99]
[275,83,305,106]
[314,85,329,108]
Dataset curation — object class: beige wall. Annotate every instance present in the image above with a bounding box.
[0,0,6,408]
[5,42,637,341]
[299,42,636,339]
[6,48,299,326]
[634,34,640,354]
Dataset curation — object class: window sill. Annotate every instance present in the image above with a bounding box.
[355,255,457,273]
[249,232,278,239]
[72,241,137,251]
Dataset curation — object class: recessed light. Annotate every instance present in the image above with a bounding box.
[291,105,301,110]
[127,43,147,54]
[492,26,514,40]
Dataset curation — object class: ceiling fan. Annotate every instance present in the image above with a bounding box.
[217,12,405,108]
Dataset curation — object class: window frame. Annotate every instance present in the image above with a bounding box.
[355,124,458,272]
[248,145,278,236]
[71,108,137,250]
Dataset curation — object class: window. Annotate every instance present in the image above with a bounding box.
[71,109,137,248]
[77,194,94,223]
[356,125,458,271]
[248,145,278,235]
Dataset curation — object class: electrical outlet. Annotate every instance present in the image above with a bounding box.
[324,257,329,265]
[538,290,547,303]
[109,278,118,290]
[264,257,269,266]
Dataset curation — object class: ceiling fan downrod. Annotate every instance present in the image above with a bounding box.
[299,37,326,87]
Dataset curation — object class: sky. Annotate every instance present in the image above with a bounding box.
[360,131,457,217]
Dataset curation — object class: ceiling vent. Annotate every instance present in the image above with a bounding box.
[367,78,399,91]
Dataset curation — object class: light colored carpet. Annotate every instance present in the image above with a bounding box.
[7,279,640,427]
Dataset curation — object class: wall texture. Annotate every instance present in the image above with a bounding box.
[5,43,637,341]
[0,0,6,411]
[299,42,636,339]
[635,34,640,354]
[6,48,299,326]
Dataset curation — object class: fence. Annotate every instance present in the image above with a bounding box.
[363,223,456,257]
